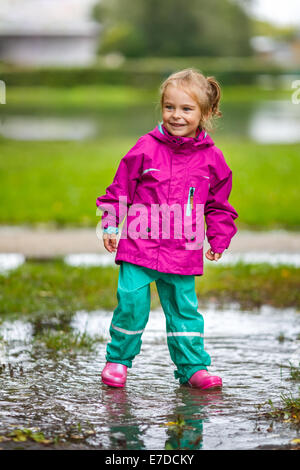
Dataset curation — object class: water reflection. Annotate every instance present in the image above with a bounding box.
[100,383,224,450]
[0,100,299,143]
[64,251,300,268]
[101,387,146,450]
[249,101,300,143]
[0,115,97,141]
[164,387,224,450]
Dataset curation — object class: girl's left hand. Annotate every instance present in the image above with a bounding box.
[205,248,222,262]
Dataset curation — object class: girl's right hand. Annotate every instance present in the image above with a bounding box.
[103,233,118,253]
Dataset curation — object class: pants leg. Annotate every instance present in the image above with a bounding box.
[106,261,156,368]
[155,273,211,384]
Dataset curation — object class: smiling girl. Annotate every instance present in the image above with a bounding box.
[96,68,238,389]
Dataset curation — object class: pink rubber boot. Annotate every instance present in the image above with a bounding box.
[188,370,222,390]
[101,362,127,388]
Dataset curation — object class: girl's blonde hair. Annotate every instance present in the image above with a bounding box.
[159,68,222,133]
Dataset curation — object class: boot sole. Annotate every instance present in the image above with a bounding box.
[188,380,222,390]
[102,378,126,388]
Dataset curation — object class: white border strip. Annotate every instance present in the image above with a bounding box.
[167,332,204,338]
[111,323,144,335]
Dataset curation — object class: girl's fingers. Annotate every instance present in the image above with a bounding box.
[205,249,214,260]
[110,238,117,251]
[103,234,117,253]
[205,249,222,261]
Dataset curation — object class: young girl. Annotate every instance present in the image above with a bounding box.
[96,68,238,390]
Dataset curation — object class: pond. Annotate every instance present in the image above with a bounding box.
[0,100,300,143]
[0,304,298,450]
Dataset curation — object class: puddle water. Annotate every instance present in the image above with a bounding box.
[1,251,300,276]
[0,253,25,274]
[0,305,299,450]
[64,252,300,268]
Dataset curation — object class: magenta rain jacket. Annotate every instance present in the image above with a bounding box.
[96,124,238,276]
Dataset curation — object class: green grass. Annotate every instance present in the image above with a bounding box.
[0,259,119,317]
[261,392,300,428]
[0,260,299,318]
[195,262,300,310]
[4,85,158,111]
[0,137,133,227]
[0,135,299,229]
[3,84,291,110]
[33,329,104,353]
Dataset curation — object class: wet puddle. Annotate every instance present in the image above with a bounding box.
[0,305,299,450]
[1,251,300,276]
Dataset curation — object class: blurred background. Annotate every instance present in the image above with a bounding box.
[0,0,299,249]
[0,2,299,450]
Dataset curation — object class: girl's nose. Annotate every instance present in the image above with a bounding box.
[172,109,181,119]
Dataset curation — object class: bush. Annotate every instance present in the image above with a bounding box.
[0,56,296,88]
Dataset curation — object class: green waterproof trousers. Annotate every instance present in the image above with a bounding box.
[106,261,211,384]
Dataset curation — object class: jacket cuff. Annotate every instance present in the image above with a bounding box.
[209,238,230,254]
[103,226,119,234]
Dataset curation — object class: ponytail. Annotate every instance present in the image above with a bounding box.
[207,76,222,118]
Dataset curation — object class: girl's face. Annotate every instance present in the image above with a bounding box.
[162,84,202,138]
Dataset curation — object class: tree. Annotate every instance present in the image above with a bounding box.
[92,0,254,57]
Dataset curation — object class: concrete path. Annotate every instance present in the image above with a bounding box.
[0,225,299,257]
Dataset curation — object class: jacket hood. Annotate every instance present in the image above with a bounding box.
[148,123,215,150]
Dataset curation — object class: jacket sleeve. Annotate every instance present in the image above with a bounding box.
[204,149,238,254]
[96,139,144,231]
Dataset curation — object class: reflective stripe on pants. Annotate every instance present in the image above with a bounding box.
[106,261,211,384]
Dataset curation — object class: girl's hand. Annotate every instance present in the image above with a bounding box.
[205,248,222,262]
[103,233,118,253]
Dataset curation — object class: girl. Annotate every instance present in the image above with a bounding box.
[96,68,238,390]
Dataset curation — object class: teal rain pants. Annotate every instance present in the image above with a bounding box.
[106,261,211,384]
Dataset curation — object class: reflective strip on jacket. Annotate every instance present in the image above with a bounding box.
[96,124,238,276]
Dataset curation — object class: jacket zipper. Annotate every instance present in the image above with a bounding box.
[186,187,195,216]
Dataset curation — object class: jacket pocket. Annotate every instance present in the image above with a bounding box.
[189,174,210,204]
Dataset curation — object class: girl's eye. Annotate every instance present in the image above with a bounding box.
[183,107,191,111]
[165,105,173,110]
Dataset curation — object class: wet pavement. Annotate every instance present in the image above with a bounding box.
[0,304,299,450]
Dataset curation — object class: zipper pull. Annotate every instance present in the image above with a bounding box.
[190,187,195,210]
[186,187,195,216]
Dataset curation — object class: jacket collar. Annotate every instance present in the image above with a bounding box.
[148,122,214,149]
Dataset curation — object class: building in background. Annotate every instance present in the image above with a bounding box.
[250,30,300,66]
[0,0,100,66]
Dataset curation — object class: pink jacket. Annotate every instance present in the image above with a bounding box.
[96,124,238,275]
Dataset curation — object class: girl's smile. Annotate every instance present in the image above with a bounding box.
[162,85,202,138]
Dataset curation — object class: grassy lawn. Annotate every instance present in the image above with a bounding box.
[0,135,299,229]
[4,85,159,112]
[0,260,299,318]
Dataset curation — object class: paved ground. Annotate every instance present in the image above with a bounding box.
[0,225,299,257]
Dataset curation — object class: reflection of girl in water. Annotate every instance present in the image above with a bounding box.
[165,388,223,450]
[101,387,145,450]
[97,69,238,389]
